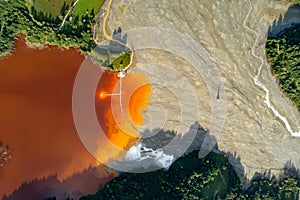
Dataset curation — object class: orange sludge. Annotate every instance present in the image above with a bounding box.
[99,91,107,99]
[0,35,152,198]
[94,72,152,161]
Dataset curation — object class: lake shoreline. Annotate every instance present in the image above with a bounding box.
[0,34,88,60]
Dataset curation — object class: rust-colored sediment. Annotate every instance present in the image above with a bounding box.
[0,36,99,197]
[95,72,152,163]
[0,36,152,198]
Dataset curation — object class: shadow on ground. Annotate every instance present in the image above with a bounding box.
[4,121,300,199]
[3,166,116,200]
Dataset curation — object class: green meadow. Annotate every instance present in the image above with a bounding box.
[73,0,106,16]
[30,0,105,18]
[30,0,74,18]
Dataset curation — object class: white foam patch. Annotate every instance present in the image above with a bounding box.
[125,144,174,169]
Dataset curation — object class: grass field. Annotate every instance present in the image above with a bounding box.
[73,0,106,16]
[31,0,74,17]
[30,0,105,18]
[287,0,300,4]
[110,52,130,71]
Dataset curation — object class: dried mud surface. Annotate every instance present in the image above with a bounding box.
[97,0,300,178]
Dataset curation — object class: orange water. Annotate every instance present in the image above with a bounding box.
[95,72,152,162]
[0,36,151,198]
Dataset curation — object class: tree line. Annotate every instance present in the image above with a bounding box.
[266,25,300,110]
[79,150,300,200]
[0,0,98,57]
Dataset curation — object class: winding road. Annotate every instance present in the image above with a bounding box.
[243,0,300,137]
[102,0,140,133]
[102,0,134,72]
[59,0,80,29]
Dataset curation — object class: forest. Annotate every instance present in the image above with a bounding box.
[79,150,300,200]
[288,0,300,3]
[266,25,300,109]
[0,0,103,57]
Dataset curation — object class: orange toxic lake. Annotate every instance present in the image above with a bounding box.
[0,36,151,198]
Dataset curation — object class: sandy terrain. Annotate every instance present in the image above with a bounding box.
[95,0,300,179]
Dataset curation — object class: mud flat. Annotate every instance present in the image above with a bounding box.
[99,0,300,178]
